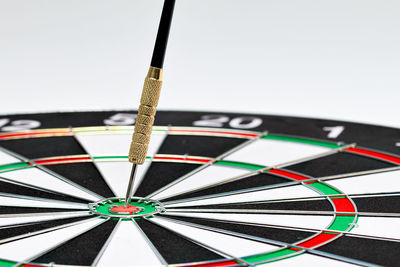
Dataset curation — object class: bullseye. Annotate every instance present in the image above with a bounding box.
[109,204,142,215]
[88,197,165,219]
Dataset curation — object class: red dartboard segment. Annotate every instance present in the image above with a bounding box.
[182,260,241,267]
[267,169,310,181]
[0,130,71,140]
[153,156,212,164]
[346,147,400,165]
[34,156,92,165]
[330,197,356,213]
[296,233,338,249]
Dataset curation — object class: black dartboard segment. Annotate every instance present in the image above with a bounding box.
[33,219,118,266]
[136,219,225,264]
[0,136,86,159]
[157,135,246,158]
[0,110,398,267]
[46,163,115,198]
[135,162,199,197]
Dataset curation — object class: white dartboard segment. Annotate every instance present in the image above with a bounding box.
[223,139,331,167]
[165,212,332,231]
[326,169,400,196]
[150,217,279,258]
[152,165,250,200]
[350,216,400,240]
[0,150,19,166]
[165,184,320,208]
[0,168,99,202]
[0,211,90,228]
[265,252,358,266]
[0,218,103,262]
[95,161,151,198]
[0,195,87,210]
[96,220,164,267]
[75,132,167,157]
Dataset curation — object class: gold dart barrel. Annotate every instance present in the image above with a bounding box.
[129,66,163,164]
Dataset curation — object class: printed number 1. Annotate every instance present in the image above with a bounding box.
[323,126,344,139]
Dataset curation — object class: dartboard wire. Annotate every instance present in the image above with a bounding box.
[162,212,400,244]
[166,208,400,218]
[166,208,342,216]
[131,126,169,196]
[0,211,91,225]
[0,146,104,201]
[0,210,89,220]
[0,192,88,209]
[145,131,267,199]
[91,218,122,266]
[71,130,118,197]
[143,217,252,266]
[318,165,400,182]
[156,143,355,202]
[348,191,400,199]
[0,215,95,246]
[130,218,168,266]
[156,216,376,267]
[13,217,108,267]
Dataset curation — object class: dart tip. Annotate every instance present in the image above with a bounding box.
[124,164,138,207]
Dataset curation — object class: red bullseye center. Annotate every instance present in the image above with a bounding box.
[110,205,141,215]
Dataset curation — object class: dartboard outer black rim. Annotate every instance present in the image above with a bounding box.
[0,110,399,267]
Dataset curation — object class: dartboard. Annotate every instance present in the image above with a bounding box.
[0,111,399,267]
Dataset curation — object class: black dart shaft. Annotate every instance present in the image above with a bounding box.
[151,0,176,69]
[125,0,176,207]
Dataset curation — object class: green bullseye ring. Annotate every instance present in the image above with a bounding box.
[88,197,165,220]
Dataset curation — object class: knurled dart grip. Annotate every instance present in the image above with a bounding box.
[129,67,163,164]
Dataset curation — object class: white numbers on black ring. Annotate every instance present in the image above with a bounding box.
[0,118,41,132]
[193,115,263,129]
[104,113,137,126]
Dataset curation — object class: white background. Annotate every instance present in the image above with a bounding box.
[0,0,399,128]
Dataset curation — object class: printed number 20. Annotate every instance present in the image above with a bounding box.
[193,115,262,129]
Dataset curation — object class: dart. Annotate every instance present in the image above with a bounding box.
[1,1,400,266]
[124,0,176,208]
